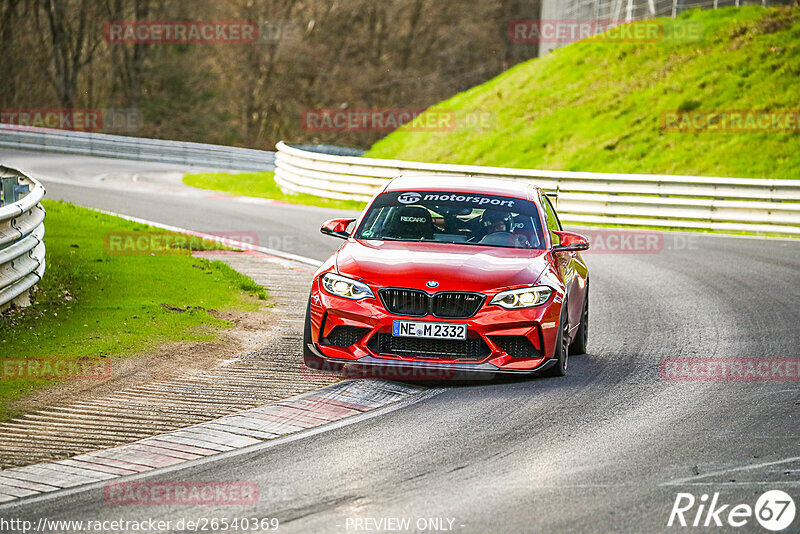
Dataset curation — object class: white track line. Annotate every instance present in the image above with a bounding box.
[662,456,800,486]
[91,208,323,268]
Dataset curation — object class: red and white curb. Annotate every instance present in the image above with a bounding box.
[0,379,423,503]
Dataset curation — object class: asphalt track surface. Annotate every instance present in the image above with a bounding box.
[1,149,799,533]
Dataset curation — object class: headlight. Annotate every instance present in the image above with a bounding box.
[490,286,552,309]
[321,273,375,300]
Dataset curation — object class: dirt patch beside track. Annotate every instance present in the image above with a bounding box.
[10,310,274,415]
[0,251,337,469]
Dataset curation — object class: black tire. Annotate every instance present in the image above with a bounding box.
[302,295,345,373]
[542,301,569,377]
[569,286,589,356]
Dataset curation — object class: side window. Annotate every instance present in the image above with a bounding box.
[542,195,562,245]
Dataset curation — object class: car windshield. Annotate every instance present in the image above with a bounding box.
[355,190,546,249]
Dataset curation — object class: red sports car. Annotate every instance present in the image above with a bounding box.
[304,176,590,378]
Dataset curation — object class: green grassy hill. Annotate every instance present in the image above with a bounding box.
[367,6,800,179]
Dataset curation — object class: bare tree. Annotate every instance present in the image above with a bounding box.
[105,0,154,108]
[35,0,104,108]
[1,0,537,147]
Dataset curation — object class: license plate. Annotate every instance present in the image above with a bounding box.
[392,320,467,340]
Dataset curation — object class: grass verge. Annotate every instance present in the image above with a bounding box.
[183,171,366,211]
[0,200,268,420]
[367,6,800,180]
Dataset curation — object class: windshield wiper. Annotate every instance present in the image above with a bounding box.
[365,236,424,242]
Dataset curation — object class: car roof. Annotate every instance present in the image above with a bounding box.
[383,175,541,202]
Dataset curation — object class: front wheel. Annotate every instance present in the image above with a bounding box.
[542,301,569,377]
[303,295,345,373]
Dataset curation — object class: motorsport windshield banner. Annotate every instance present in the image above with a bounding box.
[372,191,540,216]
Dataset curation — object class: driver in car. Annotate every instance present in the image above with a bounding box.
[477,209,511,238]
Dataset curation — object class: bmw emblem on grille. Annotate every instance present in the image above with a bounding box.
[426,281,439,288]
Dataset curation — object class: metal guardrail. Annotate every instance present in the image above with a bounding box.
[0,166,46,310]
[274,141,800,235]
[0,125,275,171]
[293,145,366,157]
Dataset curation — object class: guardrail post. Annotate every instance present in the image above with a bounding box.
[1,176,19,207]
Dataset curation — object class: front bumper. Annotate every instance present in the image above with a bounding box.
[305,341,560,381]
[309,277,563,374]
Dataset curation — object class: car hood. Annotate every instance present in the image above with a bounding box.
[336,239,550,292]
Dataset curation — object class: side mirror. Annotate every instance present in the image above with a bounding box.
[321,218,357,240]
[552,231,590,253]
